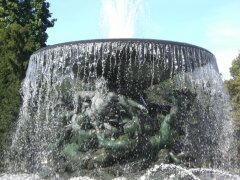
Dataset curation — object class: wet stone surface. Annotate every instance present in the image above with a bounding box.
[8,40,235,179]
[50,78,180,175]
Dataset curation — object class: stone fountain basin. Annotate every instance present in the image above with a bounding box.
[10,39,225,178]
[34,39,217,95]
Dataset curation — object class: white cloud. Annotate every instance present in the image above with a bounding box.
[205,6,240,80]
[207,23,240,46]
[213,49,239,80]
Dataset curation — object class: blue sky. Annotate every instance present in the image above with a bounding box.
[46,0,240,80]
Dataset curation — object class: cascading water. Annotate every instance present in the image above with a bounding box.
[2,39,238,179]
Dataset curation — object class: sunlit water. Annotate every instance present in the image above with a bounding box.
[1,0,239,179]
[0,39,237,179]
[1,165,240,180]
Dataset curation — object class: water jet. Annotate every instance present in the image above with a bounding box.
[3,39,238,179]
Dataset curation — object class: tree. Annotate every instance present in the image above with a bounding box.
[230,54,240,78]
[225,53,240,162]
[0,22,34,149]
[0,0,55,169]
[0,0,56,48]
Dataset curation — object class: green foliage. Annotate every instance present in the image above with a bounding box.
[0,0,55,163]
[0,0,56,48]
[0,22,31,151]
[0,22,35,77]
[225,53,240,156]
[230,54,240,79]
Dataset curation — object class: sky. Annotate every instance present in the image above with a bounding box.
[46,0,240,80]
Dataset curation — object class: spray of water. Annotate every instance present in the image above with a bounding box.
[1,0,239,179]
[100,0,143,38]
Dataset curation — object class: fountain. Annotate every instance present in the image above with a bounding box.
[1,39,238,179]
